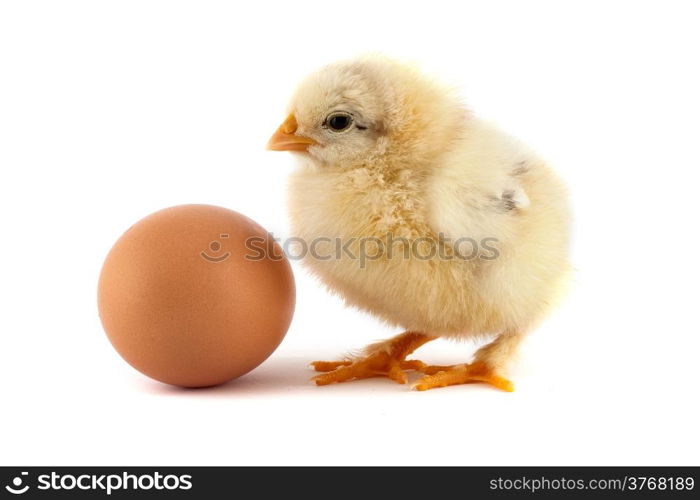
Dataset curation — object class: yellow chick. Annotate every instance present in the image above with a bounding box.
[268,56,570,391]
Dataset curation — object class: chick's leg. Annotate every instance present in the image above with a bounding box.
[414,331,521,392]
[311,332,434,385]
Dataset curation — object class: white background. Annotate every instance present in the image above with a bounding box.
[1,0,699,466]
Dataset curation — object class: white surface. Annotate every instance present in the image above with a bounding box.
[1,0,699,466]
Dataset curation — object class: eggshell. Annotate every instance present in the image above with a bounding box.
[98,204,295,387]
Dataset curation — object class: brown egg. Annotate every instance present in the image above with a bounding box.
[98,204,295,387]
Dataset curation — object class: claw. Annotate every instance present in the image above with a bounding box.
[310,360,353,372]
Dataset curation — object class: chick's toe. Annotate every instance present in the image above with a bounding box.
[414,362,514,392]
[311,332,433,386]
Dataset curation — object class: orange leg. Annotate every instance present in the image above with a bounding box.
[413,362,514,392]
[311,332,434,386]
[413,331,521,392]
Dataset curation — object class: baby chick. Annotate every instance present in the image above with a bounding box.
[268,56,570,391]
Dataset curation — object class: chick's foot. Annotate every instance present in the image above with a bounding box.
[311,332,433,386]
[414,362,514,392]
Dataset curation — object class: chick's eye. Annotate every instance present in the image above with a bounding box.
[326,113,353,132]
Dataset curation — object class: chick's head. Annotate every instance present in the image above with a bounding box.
[268,56,465,169]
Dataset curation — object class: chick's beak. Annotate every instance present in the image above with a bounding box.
[267,114,317,152]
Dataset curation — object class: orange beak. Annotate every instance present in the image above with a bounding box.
[267,114,317,152]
